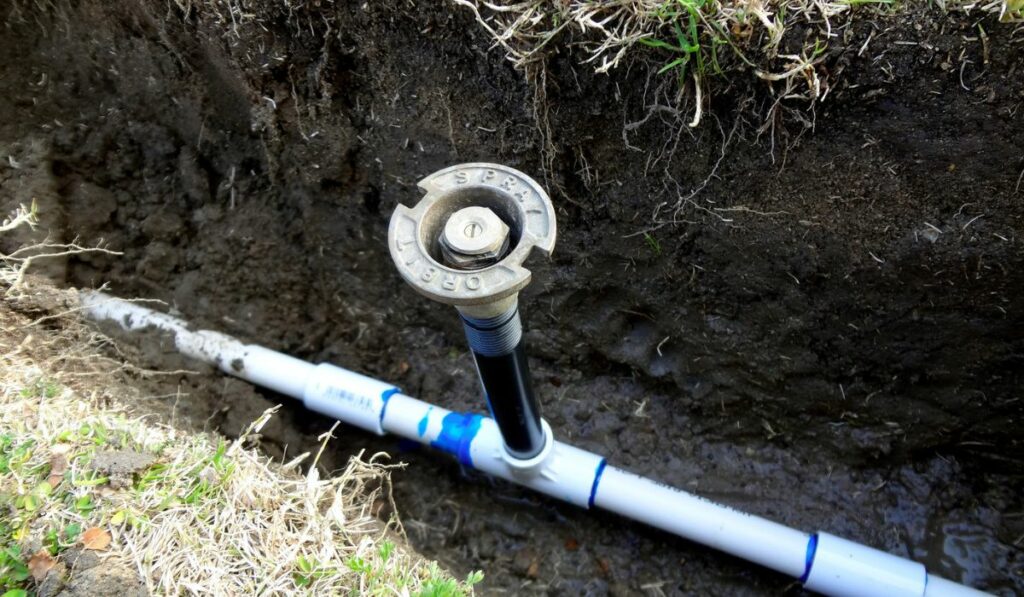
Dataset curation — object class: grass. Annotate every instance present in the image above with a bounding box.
[0,205,483,595]
[643,232,663,256]
[454,0,858,127]
[1003,0,1023,20]
[454,0,1007,128]
[0,363,483,595]
[638,0,724,81]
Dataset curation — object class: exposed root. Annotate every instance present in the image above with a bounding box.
[2,239,122,296]
[0,201,37,234]
[526,60,578,204]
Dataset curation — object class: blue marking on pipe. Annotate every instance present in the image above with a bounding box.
[430,412,483,468]
[588,459,608,508]
[417,407,433,437]
[378,387,399,426]
[800,533,819,583]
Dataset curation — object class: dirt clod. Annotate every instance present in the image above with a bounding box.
[56,560,145,597]
[89,450,155,489]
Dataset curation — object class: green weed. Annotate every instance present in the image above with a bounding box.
[17,378,60,400]
[0,544,30,592]
[418,565,484,597]
[643,233,663,256]
[639,0,725,83]
[294,554,334,587]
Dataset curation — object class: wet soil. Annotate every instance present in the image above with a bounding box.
[2,0,1023,594]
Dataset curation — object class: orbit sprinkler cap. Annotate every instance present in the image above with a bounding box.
[387,163,556,311]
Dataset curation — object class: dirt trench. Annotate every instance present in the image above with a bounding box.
[1,0,1022,594]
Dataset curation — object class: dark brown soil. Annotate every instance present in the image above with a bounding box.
[2,0,1022,594]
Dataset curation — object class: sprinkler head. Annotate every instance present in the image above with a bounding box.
[389,163,557,463]
[388,163,556,317]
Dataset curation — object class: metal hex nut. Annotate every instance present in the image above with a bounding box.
[442,206,509,256]
[439,206,510,270]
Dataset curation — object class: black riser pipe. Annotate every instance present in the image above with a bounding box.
[471,343,544,458]
[460,307,545,459]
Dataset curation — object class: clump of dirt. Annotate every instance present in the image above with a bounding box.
[2,0,1022,594]
[88,450,156,489]
[40,555,145,597]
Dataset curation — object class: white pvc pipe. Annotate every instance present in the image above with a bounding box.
[593,466,811,578]
[80,291,990,597]
[927,575,989,597]
[805,532,926,597]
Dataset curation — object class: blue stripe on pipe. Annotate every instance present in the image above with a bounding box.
[431,412,484,468]
[379,387,400,426]
[588,459,608,508]
[800,533,819,583]
[417,406,433,437]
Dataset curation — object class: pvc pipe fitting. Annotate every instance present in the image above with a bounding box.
[501,419,554,477]
[379,393,601,507]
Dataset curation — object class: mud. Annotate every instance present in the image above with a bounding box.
[2,0,1022,594]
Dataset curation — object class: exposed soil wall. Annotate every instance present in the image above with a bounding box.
[2,0,1022,593]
